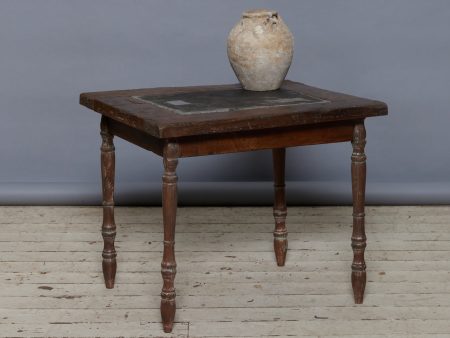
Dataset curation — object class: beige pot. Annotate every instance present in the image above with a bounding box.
[227,9,294,91]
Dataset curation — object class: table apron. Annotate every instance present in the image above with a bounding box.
[107,118,357,158]
[108,119,165,155]
[177,121,356,157]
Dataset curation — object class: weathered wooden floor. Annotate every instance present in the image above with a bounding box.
[1,206,450,337]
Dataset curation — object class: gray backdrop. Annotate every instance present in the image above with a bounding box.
[1,0,449,205]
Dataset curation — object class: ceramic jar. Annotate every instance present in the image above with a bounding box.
[227,9,294,91]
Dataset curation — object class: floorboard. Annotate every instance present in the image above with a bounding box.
[1,206,449,337]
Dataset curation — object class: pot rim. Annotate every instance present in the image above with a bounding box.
[242,9,278,18]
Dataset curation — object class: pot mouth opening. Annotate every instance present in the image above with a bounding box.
[242,9,278,18]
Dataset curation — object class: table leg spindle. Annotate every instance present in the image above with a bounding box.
[100,117,117,289]
[351,122,367,304]
[161,143,179,333]
[272,148,288,266]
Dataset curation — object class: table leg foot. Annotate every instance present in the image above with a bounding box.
[161,297,176,333]
[352,271,366,304]
[351,122,367,304]
[274,232,288,267]
[100,117,117,289]
[160,143,179,333]
[163,324,174,334]
[102,258,116,289]
[272,148,287,267]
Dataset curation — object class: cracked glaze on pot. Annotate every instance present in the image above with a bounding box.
[227,9,294,91]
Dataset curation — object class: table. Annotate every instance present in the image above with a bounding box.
[80,80,388,333]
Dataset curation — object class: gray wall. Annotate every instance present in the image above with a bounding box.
[1,0,449,205]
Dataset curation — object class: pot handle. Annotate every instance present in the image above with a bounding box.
[269,13,279,25]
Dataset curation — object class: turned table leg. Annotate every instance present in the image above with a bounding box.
[160,143,179,333]
[351,122,367,304]
[272,148,288,266]
[100,117,117,289]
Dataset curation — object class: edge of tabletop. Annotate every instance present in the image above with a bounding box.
[79,81,388,139]
[79,91,162,137]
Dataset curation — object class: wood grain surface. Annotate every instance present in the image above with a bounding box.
[1,206,450,337]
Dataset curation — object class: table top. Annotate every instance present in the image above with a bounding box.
[80,80,387,138]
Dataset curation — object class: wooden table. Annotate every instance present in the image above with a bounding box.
[80,80,387,333]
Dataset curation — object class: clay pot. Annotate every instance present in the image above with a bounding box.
[227,9,294,91]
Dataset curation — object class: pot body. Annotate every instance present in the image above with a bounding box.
[227,9,294,91]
